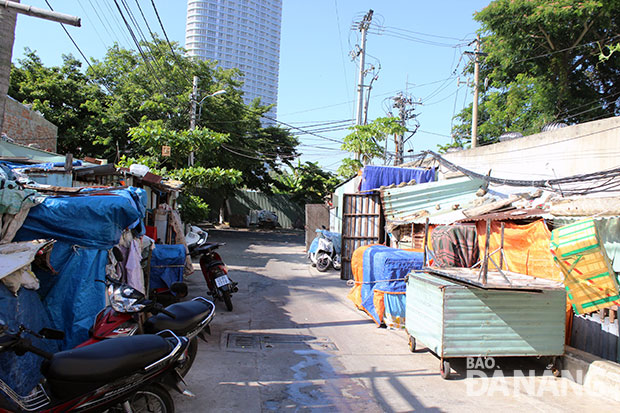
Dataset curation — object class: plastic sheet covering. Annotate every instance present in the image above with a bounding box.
[17,190,143,249]
[348,245,424,325]
[308,229,341,254]
[431,224,479,268]
[555,217,620,273]
[149,244,186,290]
[14,189,145,350]
[476,219,562,282]
[0,284,60,396]
[360,165,435,191]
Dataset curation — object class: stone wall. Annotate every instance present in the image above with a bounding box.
[1,96,58,152]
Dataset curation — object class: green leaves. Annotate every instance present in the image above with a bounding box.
[451,0,620,146]
[341,117,405,165]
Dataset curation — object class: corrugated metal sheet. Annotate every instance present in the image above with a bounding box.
[406,272,565,358]
[459,208,550,222]
[382,177,485,225]
[25,170,72,187]
[570,312,619,363]
[227,190,304,229]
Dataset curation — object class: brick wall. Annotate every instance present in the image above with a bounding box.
[0,2,19,132]
[2,96,58,152]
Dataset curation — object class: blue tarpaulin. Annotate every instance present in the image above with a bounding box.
[360,246,424,324]
[308,229,341,254]
[0,284,60,396]
[149,244,186,290]
[360,165,435,191]
[14,188,145,350]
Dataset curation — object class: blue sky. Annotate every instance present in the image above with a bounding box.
[12,0,490,172]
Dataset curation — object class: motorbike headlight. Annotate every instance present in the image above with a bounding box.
[108,284,146,313]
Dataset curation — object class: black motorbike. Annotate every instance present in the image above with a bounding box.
[0,321,188,412]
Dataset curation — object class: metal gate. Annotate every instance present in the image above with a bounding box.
[340,192,384,280]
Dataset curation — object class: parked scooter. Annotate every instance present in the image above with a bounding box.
[308,228,342,272]
[0,321,187,412]
[185,225,208,256]
[78,279,215,378]
[194,243,238,311]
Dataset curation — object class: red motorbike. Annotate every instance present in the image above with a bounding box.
[78,281,215,378]
[195,243,238,311]
[0,322,187,412]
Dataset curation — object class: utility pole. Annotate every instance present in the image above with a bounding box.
[392,93,420,165]
[466,35,482,148]
[188,75,198,166]
[354,9,373,126]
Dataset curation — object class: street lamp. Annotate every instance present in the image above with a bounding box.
[189,88,227,166]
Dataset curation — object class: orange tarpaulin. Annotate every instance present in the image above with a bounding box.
[475,219,563,282]
[346,244,378,310]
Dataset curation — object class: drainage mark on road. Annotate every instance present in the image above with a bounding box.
[224,332,338,352]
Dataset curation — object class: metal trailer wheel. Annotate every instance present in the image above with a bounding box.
[315,252,331,272]
[440,359,452,380]
[408,335,416,353]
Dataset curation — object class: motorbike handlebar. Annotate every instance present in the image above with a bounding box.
[150,303,176,319]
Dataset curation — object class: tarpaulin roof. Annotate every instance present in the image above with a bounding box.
[14,187,147,350]
[360,165,435,192]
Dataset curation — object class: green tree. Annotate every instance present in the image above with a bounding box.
[9,51,107,156]
[452,0,620,146]
[274,161,340,205]
[339,117,406,177]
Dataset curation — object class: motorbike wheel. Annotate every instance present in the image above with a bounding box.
[332,254,341,270]
[176,336,198,378]
[315,252,331,272]
[222,289,233,311]
[118,384,174,413]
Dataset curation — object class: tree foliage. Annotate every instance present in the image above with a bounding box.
[452,0,620,146]
[339,117,406,177]
[273,161,341,205]
[9,38,299,194]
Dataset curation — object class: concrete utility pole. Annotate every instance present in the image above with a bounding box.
[188,75,199,166]
[467,35,482,148]
[354,9,373,126]
[1,1,81,26]
[392,93,420,165]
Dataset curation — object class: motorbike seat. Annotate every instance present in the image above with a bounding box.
[43,335,173,399]
[144,299,214,336]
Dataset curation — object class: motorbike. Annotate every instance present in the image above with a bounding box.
[308,229,342,272]
[78,279,215,378]
[193,243,237,311]
[0,321,188,413]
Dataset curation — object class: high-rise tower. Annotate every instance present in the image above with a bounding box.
[185,0,282,119]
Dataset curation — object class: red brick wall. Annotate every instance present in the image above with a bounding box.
[1,96,58,152]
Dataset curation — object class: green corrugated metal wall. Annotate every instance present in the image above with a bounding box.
[197,189,304,229]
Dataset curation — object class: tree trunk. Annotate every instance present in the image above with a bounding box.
[0,1,19,134]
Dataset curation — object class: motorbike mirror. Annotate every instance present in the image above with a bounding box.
[170,282,188,297]
[38,328,65,340]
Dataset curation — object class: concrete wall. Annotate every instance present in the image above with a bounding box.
[2,96,58,152]
[439,116,620,181]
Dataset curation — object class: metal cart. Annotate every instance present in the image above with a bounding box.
[405,271,566,379]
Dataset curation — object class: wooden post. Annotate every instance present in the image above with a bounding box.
[499,222,505,270]
[411,223,414,249]
[423,218,429,267]
[482,219,491,285]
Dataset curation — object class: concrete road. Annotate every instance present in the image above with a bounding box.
[174,229,619,412]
